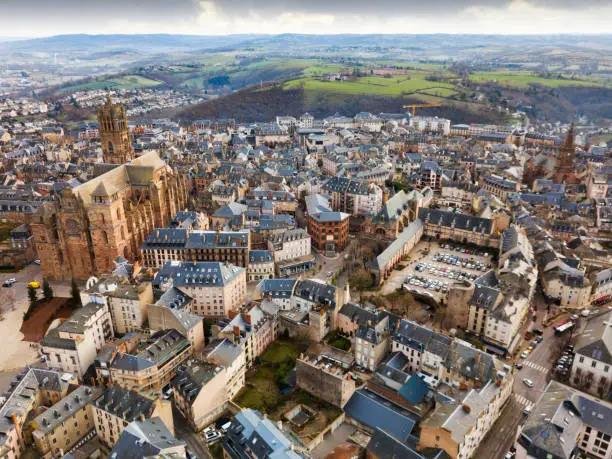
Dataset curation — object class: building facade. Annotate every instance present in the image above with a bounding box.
[31,151,189,280]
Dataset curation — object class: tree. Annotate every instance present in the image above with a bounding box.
[43,279,54,301]
[27,285,38,308]
[70,278,81,307]
[349,268,374,301]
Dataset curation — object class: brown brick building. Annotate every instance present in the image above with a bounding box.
[31,152,189,280]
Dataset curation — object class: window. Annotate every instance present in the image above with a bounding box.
[580,356,585,363]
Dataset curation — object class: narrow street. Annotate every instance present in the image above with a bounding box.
[474,295,583,459]
[172,406,211,459]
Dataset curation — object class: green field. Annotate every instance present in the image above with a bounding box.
[284,74,455,100]
[469,71,605,88]
[58,74,162,94]
[109,75,162,89]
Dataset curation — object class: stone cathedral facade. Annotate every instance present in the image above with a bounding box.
[31,152,189,280]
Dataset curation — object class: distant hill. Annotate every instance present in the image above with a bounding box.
[0,34,257,53]
[175,83,507,124]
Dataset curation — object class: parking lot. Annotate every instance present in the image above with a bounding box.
[401,242,495,302]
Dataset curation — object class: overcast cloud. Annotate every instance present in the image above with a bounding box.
[0,0,609,37]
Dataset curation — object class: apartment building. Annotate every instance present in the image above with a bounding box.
[155,261,247,318]
[140,229,250,269]
[255,278,296,310]
[267,228,314,277]
[418,373,513,459]
[203,338,246,401]
[81,278,153,334]
[223,409,306,459]
[171,359,228,430]
[481,173,520,199]
[291,279,337,312]
[40,303,114,379]
[323,177,383,217]
[519,381,612,459]
[110,417,186,458]
[355,324,390,372]
[147,287,205,352]
[570,310,612,400]
[215,302,279,367]
[418,208,498,248]
[247,250,274,282]
[90,386,174,449]
[31,385,102,458]
[106,329,192,396]
[409,116,451,135]
[0,369,73,459]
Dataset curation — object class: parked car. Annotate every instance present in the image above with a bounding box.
[33,259,41,265]
[523,378,535,388]
[2,278,16,287]
[521,351,529,359]
[532,328,543,336]
[28,281,40,289]
[516,363,523,370]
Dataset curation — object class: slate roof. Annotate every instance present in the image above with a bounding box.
[344,388,417,442]
[223,409,304,459]
[249,250,273,263]
[157,261,245,288]
[293,279,336,306]
[256,279,296,299]
[367,428,428,459]
[520,381,583,459]
[399,375,429,405]
[109,417,185,459]
[92,386,156,422]
[573,310,612,365]
[418,208,493,234]
[372,220,423,270]
[171,359,222,403]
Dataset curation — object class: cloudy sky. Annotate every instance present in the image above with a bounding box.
[0,0,610,37]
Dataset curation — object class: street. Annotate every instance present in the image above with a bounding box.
[474,298,581,459]
[172,406,211,459]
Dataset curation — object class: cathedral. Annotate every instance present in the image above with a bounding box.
[31,152,189,280]
[97,96,134,164]
[553,123,578,185]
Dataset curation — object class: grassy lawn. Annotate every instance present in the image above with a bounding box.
[235,339,307,414]
[325,331,352,351]
[469,71,605,88]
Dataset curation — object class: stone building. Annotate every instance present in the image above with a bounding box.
[31,151,189,280]
[296,354,356,408]
[97,96,134,164]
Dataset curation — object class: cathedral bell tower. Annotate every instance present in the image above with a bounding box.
[97,96,134,164]
[553,123,578,185]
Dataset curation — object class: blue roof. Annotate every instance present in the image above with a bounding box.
[344,389,416,442]
[399,375,429,405]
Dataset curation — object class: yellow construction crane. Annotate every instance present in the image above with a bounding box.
[402,103,442,117]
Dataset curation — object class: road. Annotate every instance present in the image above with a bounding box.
[474,297,581,459]
[172,406,211,459]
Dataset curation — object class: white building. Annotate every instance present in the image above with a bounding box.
[570,310,612,399]
[40,303,114,379]
[409,116,451,135]
[268,229,311,263]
